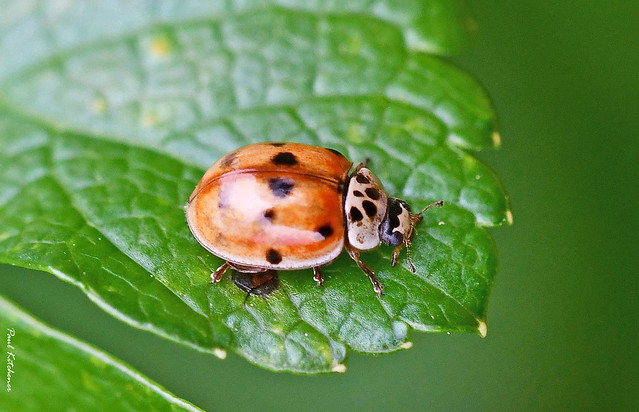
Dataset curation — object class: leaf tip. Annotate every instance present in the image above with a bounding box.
[331,364,347,373]
[400,341,413,350]
[492,132,502,148]
[213,347,227,360]
[506,209,514,225]
[478,321,488,338]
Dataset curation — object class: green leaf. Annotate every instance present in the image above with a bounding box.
[0,293,202,411]
[0,1,511,373]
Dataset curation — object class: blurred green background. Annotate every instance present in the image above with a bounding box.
[2,1,638,410]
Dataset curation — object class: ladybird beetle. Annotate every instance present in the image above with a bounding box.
[186,142,443,296]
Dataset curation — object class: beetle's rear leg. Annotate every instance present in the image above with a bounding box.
[347,248,384,296]
[210,261,231,283]
[312,266,324,287]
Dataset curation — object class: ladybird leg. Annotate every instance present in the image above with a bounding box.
[391,245,402,268]
[391,239,417,273]
[211,261,231,284]
[347,248,384,296]
[312,266,324,287]
[404,239,417,273]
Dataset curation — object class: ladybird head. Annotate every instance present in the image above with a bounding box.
[380,198,444,271]
[380,198,413,247]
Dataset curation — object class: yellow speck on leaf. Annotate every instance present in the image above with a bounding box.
[345,34,362,55]
[92,98,107,114]
[404,117,423,132]
[89,355,106,368]
[150,37,171,57]
[141,110,158,127]
[81,371,99,392]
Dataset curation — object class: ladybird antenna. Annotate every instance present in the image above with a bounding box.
[417,200,444,216]
[403,201,443,273]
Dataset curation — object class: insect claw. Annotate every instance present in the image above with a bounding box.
[348,248,384,296]
[408,259,417,273]
[211,261,230,283]
[391,246,402,267]
[373,280,384,296]
[312,266,324,287]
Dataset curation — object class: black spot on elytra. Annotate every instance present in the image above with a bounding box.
[349,206,363,222]
[365,187,381,200]
[268,178,294,197]
[353,190,364,197]
[355,174,370,184]
[325,147,346,158]
[263,208,275,220]
[270,142,286,147]
[266,248,282,264]
[317,224,334,238]
[272,152,298,166]
[362,200,377,217]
